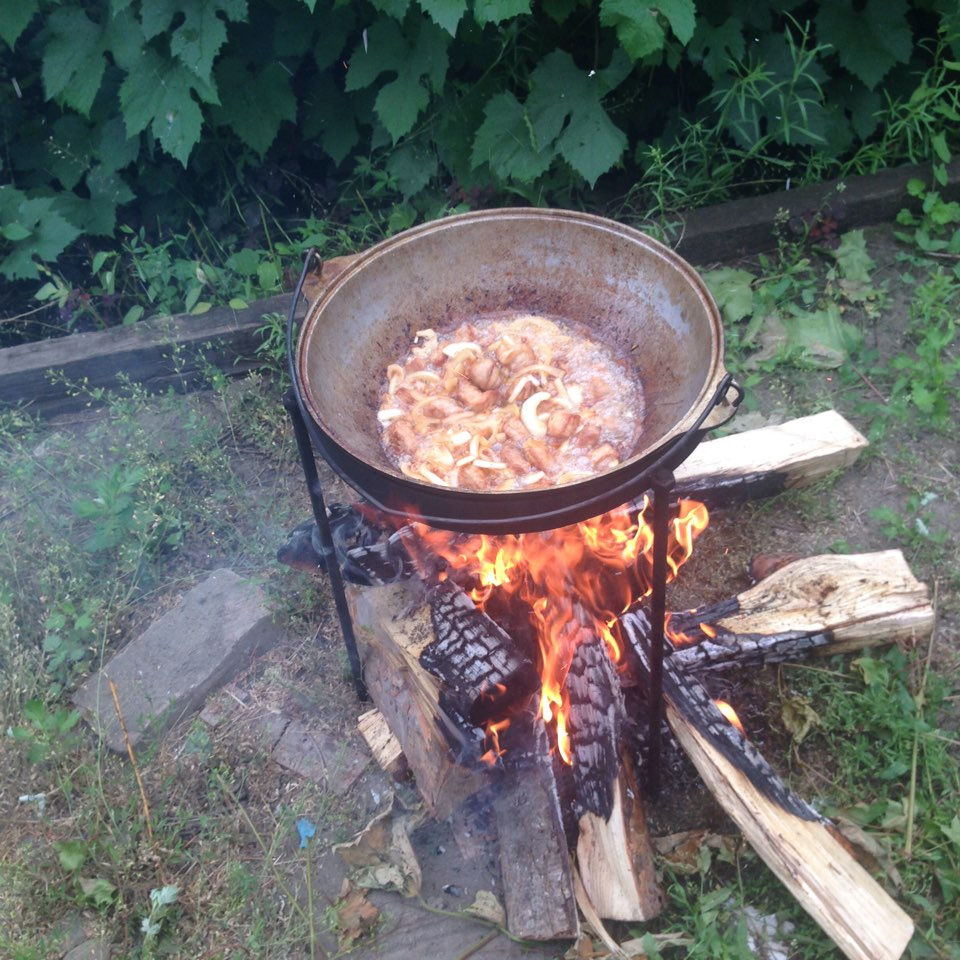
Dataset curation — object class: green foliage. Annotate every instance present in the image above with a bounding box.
[786,647,960,953]
[704,221,875,373]
[0,1,956,283]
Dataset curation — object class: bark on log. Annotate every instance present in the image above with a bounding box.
[565,619,625,820]
[672,410,868,507]
[575,755,663,922]
[493,721,580,941]
[667,550,935,667]
[348,581,488,819]
[667,699,915,960]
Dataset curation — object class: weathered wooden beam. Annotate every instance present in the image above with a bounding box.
[493,723,580,941]
[673,410,868,507]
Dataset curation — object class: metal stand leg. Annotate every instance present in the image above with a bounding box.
[646,468,675,798]
[284,389,369,701]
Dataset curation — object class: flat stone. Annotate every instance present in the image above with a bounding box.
[73,569,279,752]
[62,938,111,960]
[272,719,367,794]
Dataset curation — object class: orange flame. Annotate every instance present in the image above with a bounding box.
[480,716,511,765]
[410,499,709,763]
[714,699,745,734]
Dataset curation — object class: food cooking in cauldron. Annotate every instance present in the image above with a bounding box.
[377,313,645,490]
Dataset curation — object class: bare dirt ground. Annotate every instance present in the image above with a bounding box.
[1,220,956,959]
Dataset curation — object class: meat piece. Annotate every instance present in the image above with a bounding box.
[458,463,492,489]
[421,396,462,419]
[546,410,580,439]
[466,357,502,390]
[384,419,419,456]
[524,438,556,474]
[501,443,529,472]
[456,379,497,411]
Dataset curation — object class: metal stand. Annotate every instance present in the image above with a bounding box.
[283,390,369,702]
[645,468,676,799]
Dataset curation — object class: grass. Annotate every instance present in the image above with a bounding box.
[0,209,959,958]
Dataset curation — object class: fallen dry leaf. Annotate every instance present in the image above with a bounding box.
[333,796,423,897]
[333,880,380,949]
[464,889,505,926]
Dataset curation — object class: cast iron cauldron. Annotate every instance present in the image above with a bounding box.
[290,208,741,533]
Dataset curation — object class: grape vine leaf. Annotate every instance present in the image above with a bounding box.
[345,17,449,142]
[527,50,628,186]
[140,0,247,84]
[119,49,216,165]
[600,0,695,62]
[0,196,82,280]
[474,0,532,26]
[302,73,359,164]
[41,7,109,116]
[213,59,297,156]
[688,16,745,81]
[471,91,553,182]
[815,0,911,90]
[0,0,40,48]
[370,0,412,19]
[417,0,467,36]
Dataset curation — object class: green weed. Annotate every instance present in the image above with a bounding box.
[783,647,960,956]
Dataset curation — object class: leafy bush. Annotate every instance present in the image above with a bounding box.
[1,0,958,284]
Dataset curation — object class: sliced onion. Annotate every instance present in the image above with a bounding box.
[441,341,482,358]
[377,408,404,423]
[520,391,551,437]
[474,459,507,470]
[518,470,546,486]
[507,373,539,403]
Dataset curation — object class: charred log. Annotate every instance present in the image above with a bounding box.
[422,580,540,726]
[564,611,625,820]
[620,609,821,822]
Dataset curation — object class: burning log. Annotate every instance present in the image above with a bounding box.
[422,579,539,726]
[575,753,663,923]
[666,550,935,670]
[673,409,868,507]
[564,615,625,820]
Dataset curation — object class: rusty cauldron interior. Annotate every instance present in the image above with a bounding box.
[293,208,740,533]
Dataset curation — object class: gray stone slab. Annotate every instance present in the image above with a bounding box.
[73,569,279,752]
[62,938,111,960]
[272,719,367,794]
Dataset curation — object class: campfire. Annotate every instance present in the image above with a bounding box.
[311,410,935,960]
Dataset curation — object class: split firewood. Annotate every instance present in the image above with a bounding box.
[347,581,488,819]
[666,550,935,670]
[673,409,868,507]
[667,699,914,960]
[493,720,580,941]
[357,708,405,777]
[576,752,663,923]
